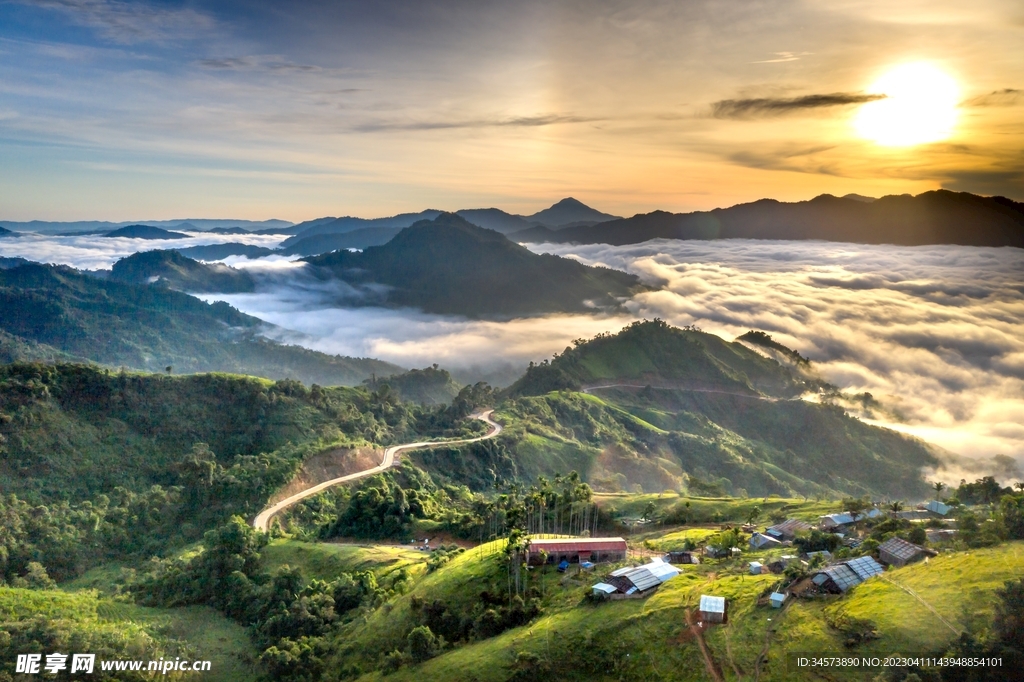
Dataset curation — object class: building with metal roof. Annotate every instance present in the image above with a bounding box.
[769,592,787,608]
[526,537,627,565]
[811,556,884,593]
[592,583,617,597]
[819,509,880,529]
[765,518,812,540]
[844,555,884,580]
[645,558,682,583]
[878,537,926,568]
[699,595,727,623]
[749,532,783,550]
[925,500,951,516]
[749,561,764,575]
[621,567,661,592]
[812,564,862,593]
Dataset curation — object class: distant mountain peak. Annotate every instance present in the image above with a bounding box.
[523,197,620,228]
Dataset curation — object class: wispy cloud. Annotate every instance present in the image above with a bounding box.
[352,114,602,132]
[197,56,320,73]
[18,0,215,44]
[751,51,813,64]
[712,93,886,119]
[962,88,1022,107]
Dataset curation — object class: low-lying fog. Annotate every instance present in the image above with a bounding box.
[2,232,1022,472]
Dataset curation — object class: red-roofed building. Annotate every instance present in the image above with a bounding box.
[526,537,627,565]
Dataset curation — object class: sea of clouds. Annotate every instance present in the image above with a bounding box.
[2,232,1022,473]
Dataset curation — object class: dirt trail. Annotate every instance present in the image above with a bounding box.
[253,410,502,532]
[685,608,726,682]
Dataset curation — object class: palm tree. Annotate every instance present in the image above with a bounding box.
[889,500,904,515]
[932,481,946,500]
[1015,481,1024,493]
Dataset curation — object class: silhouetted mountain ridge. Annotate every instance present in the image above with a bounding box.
[302,213,647,317]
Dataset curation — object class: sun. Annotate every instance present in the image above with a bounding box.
[854,62,959,146]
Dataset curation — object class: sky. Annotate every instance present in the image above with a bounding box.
[1,0,1022,221]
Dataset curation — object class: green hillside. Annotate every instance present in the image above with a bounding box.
[0,262,401,384]
[303,213,647,317]
[109,249,256,293]
[507,319,822,398]
[369,366,463,405]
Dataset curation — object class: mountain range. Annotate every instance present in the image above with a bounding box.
[510,190,1024,248]
[0,262,399,384]
[301,213,646,317]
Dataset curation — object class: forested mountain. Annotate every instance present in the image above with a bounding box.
[0,263,400,384]
[103,225,189,239]
[303,213,647,317]
[277,226,403,256]
[110,249,257,292]
[493,321,938,499]
[367,365,463,405]
[510,190,1024,247]
[175,243,276,260]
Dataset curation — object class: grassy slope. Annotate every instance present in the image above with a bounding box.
[0,587,254,682]
[339,537,1024,682]
[262,540,429,582]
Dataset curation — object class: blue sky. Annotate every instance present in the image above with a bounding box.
[1,0,1022,221]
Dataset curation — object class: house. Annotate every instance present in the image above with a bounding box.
[592,583,617,598]
[803,550,832,563]
[925,500,951,516]
[765,518,812,541]
[704,546,730,559]
[819,509,880,529]
[699,595,727,623]
[769,592,787,608]
[600,558,681,597]
[925,528,957,544]
[811,556,884,593]
[749,561,765,574]
[749,532,783,550]
[767,555,800,574]
[878,537,926,568]
[666,551,700,565]
[526,537,628,566]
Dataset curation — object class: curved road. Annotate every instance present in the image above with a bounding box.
[253,410,502,532]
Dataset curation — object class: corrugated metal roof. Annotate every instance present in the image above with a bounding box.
[878,537,924,561]
[646,562,681,582]
[750,532,782,548]
[528,537,627,553]
[623,567,661,592]
[926,500,951,516]
[819,564,861,592]
[592,582,617,594]
[610,566,633,577]
[844,556,884,581]
[767,518,812,537]
[700,595,726,613]
[769,592,786,604]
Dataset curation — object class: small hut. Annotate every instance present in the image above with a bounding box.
[769,592,787,608]
[699,595,727,623]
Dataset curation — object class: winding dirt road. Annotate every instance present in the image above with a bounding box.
[253,410,502,532]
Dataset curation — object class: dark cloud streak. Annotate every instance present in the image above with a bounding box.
[712,92,886,119]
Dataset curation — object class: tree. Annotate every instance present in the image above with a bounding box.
[993,578,1024,653]
[889,500,904,514]
[642,501,656,523]
[747,505,762,526]
[933,481,947,499]
[407,625,442,663]
[1000,494,1024,540]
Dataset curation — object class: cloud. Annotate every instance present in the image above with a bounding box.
[352,114,602,132]
[3,232,1023,471]
[197,56,320,73]
[962,88,1022,107]
[711,93,886,119]
[751,51,813,64]
[19,0,215,44]
[940,168,1024,198]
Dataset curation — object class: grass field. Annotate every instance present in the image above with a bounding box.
[1,587,254,682]
[261,539,430,581]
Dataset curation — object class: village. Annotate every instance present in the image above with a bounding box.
[507,496,959,629]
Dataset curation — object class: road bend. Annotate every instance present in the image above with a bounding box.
[253,410,502,532]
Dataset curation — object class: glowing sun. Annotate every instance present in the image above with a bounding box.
[854,62,959,146]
